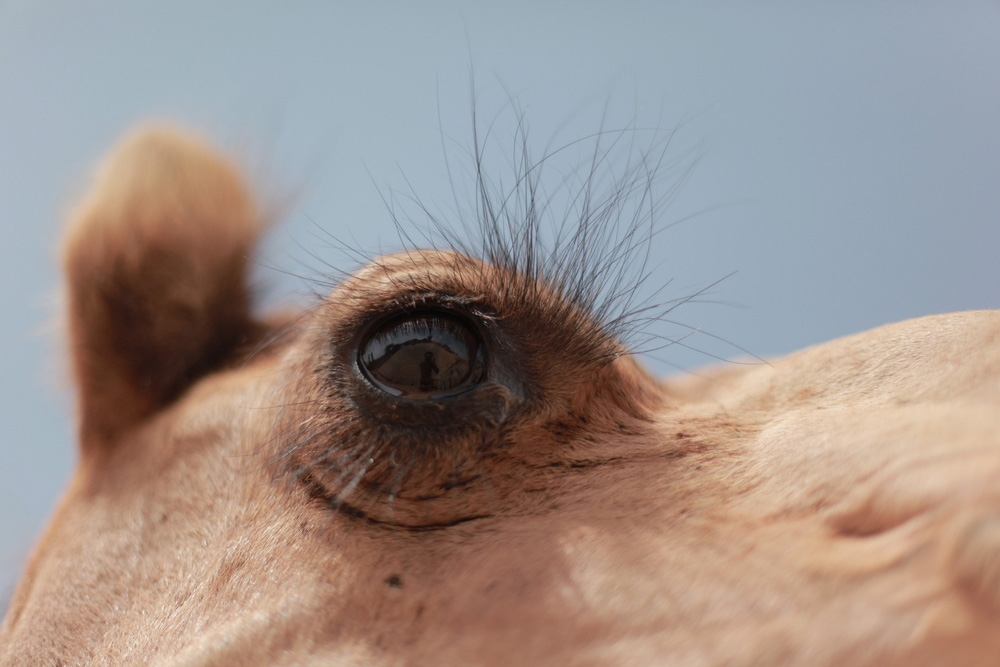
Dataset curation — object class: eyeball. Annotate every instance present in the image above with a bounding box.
[358,312,486,399]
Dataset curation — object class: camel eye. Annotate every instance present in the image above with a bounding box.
[359,312,486,399]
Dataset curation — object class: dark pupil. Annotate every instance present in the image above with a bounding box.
[359,313,485,399]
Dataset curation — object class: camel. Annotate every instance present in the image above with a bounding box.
[1,125,998,666]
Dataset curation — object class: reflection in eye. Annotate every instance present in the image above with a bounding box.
[359,312,486,399]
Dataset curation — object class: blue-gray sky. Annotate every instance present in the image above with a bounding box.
[2,2,998,602]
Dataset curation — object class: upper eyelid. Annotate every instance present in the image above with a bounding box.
[337,289,496,333]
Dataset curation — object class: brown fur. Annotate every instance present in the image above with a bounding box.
[1,126,998,665]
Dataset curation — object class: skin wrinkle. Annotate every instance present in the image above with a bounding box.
[1,124,999,666]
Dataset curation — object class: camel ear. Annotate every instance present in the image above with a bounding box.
[62,125,261,448]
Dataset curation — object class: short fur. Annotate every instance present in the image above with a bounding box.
[1,124,999,666]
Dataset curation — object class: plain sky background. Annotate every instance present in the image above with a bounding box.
[1,2,998,605]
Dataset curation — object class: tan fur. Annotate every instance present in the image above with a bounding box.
[1,126,998,666]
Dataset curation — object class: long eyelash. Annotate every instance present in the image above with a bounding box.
[417,110,689,352]
[287,100,702,359]
[382,445,418,521]
[334,448,376,503]
[278,89,765,376]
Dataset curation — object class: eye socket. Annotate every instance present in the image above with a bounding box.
[358,312,486,399]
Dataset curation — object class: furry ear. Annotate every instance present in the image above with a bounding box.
[62,125,261,448]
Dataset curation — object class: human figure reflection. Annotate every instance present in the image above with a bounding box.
[418,351,439,392]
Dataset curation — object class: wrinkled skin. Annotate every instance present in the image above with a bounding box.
[1,127,999,666]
